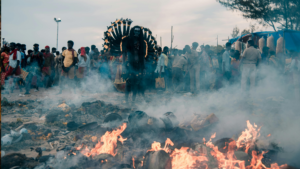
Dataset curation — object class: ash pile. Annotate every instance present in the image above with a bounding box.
[1,99,295,169]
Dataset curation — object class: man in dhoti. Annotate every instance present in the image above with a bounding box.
[240,40,261,91]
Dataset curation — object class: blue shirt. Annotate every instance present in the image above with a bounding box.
[21,52,25,60]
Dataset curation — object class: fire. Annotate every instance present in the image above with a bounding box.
[148,138,208,169]
[147,138,174,153]
[267,134,271,137]
[146,120,287,169]
[236,120,261,154]
[170,147,208,169]
[77,123,127,157]
[132,157,135,169]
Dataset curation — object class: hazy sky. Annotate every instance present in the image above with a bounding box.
[2,0,273,52]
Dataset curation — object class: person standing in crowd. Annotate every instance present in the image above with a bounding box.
[188,42,200,94]
[42,46,55,88]
[261,47,269,65]
[155,47,164,85]
[85,47,90,56]
[161,46,170,91]
[76,47,90,88]
[231,50,241,84]
[54,47,66,86]
[58,41,78,94]
[51,47,56,55]
[200,45,212,91]
[90,45,96,57]
[1,46,10,90]
[172,48,188,92]
[210,51,220,90]
[268,51,278,69]
[16,44,24,69]
[6,42,22,93]
[222,42,232,83]
[20,44,26,68]
[290,52,300,100]
[240,40,261,91]
[25,44,44,94]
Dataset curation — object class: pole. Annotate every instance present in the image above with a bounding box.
[56,22,59,50]
[160,37,162,47]
[171,26,173,53]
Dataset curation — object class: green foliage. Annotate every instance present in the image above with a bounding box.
[217,0,300,31]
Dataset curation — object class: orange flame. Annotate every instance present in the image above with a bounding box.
[147,138,174,153]
[78,123,127,157]
[132,157,135,169]
[236,120,261,154]
[146,120,286,169]
[267,134,271,137]
[205,121,286,169]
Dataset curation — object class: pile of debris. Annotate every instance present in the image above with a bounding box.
[1,98,294,169]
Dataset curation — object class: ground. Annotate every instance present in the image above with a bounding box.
[1,85,300,168]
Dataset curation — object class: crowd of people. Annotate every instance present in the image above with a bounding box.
[0,39,299,100]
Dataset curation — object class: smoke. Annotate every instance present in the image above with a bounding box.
[33,61,300,167]
[134,64,300,167]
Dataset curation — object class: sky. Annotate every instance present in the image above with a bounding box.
[1,0,274,52]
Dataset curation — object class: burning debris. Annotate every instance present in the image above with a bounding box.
[0,97,296,169]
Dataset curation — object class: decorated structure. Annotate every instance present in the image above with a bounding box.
[102,18,158,93]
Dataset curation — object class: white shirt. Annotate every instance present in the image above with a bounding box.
[77,54,90,68]
[155,54,165,73]
[9,51,21,68]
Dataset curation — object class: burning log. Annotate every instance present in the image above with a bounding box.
[67,121,79,131]
[1,153,27,169]
[104,113,122,123]
[143,150,172,169]
[190,113,219,131]
[78,122,98,131]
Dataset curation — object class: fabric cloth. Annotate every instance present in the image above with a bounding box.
[1,72,6,85]
[189,64,201,92]
[231,58,240,76]
[222,50,231,72]
[188,49,200,65]
[6,66,21,77]
[9,50,21,68]
[241,64,256,91]
[172,67,184,92]
[20,68,29,81]
[241,46,261,64]
[61,66,75,79]
[43,53,55,68]
[76,67,86,79]
[77,54,90,68]
[1,52,10,65]
[8,49,18,60]
[172,55,188,71]
[163,53,168,67]
[155,54,165,73]
[62,49,77,67]
[42,66,51,76]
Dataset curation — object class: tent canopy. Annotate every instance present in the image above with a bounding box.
[229,30,300,52]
